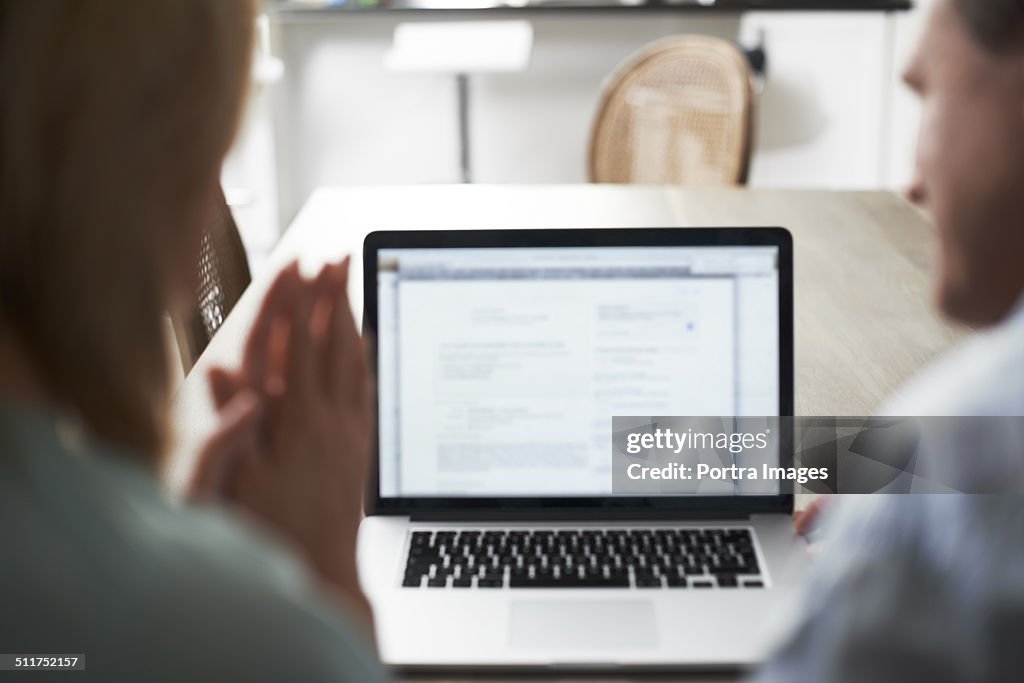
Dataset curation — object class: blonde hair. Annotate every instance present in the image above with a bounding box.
[0,1,255,459]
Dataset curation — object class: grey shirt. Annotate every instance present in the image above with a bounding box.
[0,402,388,683]
[755,298,1024,682]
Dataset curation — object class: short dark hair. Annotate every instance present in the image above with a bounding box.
[955,0,1024,52]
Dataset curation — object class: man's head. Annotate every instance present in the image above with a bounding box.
[905,0,1024,326]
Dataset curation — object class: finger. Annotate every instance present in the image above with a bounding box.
[316,259,351,396]
[311,264,340,395]
[347,280,372,412]
[241,262,302,395]
[357,332,376,417]
[794,495,830,536]
[212,365,277,452]
[188,390,261,501]
[208,367,243,411]
[347,297,373,413]
[284,273,318,403]
[325,258,367,401]
[220,446,266,509]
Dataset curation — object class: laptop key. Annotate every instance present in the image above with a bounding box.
[635,577,663,588]
[408,545,436,558]
[509,576,630,588]
[403,526,762,590]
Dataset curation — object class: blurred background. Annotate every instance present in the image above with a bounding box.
[226,0,930,274]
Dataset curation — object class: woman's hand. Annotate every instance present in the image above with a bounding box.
[189,258,375,634]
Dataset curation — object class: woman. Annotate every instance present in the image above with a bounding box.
[0,2,384,680]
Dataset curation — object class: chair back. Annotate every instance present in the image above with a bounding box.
[174,186,251,374]
[589,35,755,185]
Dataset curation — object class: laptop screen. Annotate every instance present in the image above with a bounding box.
[375,244,781,498]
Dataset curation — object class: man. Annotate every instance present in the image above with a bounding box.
[756,1,1024,680]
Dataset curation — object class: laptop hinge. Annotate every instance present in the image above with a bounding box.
[408,509,753,523]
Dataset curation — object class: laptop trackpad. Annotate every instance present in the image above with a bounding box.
[509,600,657,651]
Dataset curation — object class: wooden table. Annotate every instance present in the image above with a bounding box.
[169,185,963,680]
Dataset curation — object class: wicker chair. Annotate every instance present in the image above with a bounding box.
[173,186,251,374]
[588,35,755,186]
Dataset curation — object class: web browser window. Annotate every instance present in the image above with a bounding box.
[376,246,780,496]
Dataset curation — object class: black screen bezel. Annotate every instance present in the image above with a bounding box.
[363,227,794,518]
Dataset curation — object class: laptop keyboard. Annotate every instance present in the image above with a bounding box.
[402,528,764,589]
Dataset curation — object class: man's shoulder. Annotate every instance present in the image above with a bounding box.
[883,315,1024,416]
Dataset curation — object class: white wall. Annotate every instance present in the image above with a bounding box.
[746,4,933,191]
[224,6,934,256]
[741,13,893,188]
[269,13,745,222]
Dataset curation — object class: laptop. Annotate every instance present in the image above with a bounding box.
[357,227,809,672]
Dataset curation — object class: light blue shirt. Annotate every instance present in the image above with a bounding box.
[755,297,1024,682]
[0,402,388,682]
